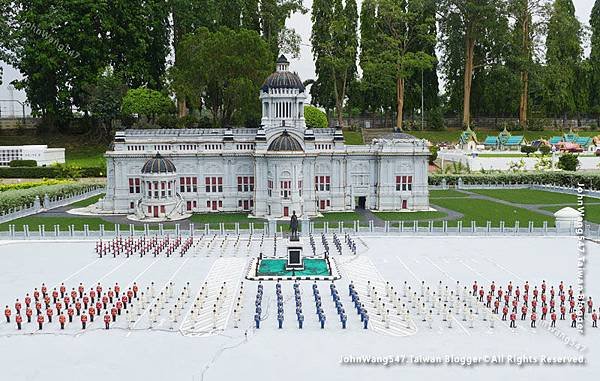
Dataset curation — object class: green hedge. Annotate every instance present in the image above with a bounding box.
[9,160,37,167]
[0,182,101,213]
[429,172,600,189]
[0,179,71,192]
[0,166,104,178]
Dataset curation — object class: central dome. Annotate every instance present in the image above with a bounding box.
[268,130,303,151]
[141,153,176,174]
[261,55,305,92]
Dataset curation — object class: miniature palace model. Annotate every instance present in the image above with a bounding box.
[97,55,430,221]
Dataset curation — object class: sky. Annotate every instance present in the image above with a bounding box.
[0,0,596,117]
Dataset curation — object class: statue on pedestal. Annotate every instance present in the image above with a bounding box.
[290,210,299,241]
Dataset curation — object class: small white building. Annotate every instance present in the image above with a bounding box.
[98,55,430,221]
[0,145,65,167]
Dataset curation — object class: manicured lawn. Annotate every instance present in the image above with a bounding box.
[468,189,578,205]
[431,197,555,227]
[65,147,106,167]
[429,189,470,198]
[312,211,361,222]
[374,211,448,221]
[68,193,105,208]
[541,205,600,224]
[343,130,364,145]
[0,216,130,232]
[189,212,265,229]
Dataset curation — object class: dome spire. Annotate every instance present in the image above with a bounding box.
[276,54,290,72]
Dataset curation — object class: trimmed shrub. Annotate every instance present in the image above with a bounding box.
[429,172,600,189]
[520,145,536,156]
[557,153,579,172]
[0,166,104,179]
[0,181,101,213]
[304,105,328,128]
[9,160,37,167]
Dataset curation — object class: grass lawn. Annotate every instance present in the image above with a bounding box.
[0,215,130,232]
[476,153,527,158]
[467,189,578,205]
[429,189,470,198]
[374,211,448,221]
[431,197,555,227]
[68,193,105,208]
[65,147,106,167]
[541,205,600,224]
[189,212,265,229]
[312,211,361,222]
[343,130,364,145]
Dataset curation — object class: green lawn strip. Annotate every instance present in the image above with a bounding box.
[429,189,470,198]
[312,211,362,228]
[373,211,447,221]
[467,188,579,205]
[188,212,265,229]
[540,205,600,224]
[431,197,555,227]
[476,153,527,158]
[68,193,105,208]
[343,130,364,145]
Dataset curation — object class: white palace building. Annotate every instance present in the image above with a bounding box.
[97,55,430,221]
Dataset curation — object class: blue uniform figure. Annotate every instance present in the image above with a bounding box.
[341,314,347,329]
[255,314,261,329]
[320,315,326,329]
[278,314,284,329]
[298,314,304,329]
[363,314,369,329]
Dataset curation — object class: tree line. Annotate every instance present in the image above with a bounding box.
[0,0,599,133]
[312,0,600,131]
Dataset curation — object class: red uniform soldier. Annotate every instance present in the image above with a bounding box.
[571,312,577,328]
[35,301,42,315]
[14,299,21,314]
[78,283,85,299]
[55,301,62,315]
[486,294,492,308]
[541,294,547,305]
[116,300,123,315]
[108,289,114,304]
[569,299,575,313]
[95,301,102,317]
[121,295,128,309]
[114,283,121,298]
[37,313,44,330]
[542,305,548,320]
[41,283,47,296]
[512,299,518,313]
[82,295,89,310]
[524,281,529,294]
[560,305,566,320]
[71,289,78,302]
[490,281,496,293]
[588,297,593,314]
[531,299,538,312]
[52,289,59,304]
[59,283,66,298]
[559,281,564,295]
[523,293,529,306]
[46,307,53,323]
[497,288,503,300]
[25,307,32,323]
[24,294,31,308]
[531,312,537,328]
[508,282,513,296]
[592,310,598,328]
[502,305,509,320]
[81,313,88,329]
[111,306,118,322]
[89,289,96,303]
[33,288,40,302]
[479,288,484,302]
[494,299,500,314]
[104,313,111,329]
[560,294,566,305]
[59,314,66,330]
[75,301,82,316]
[550,299,556,312]
[96,283,103,298]
[504,294,510,305]
[515,287,521,301]
[4,305,11,323]
[67,307,74,323]
[16,314,22,330]
[102,295,109,310]
[63,296,70,309]
[127,289,134,303]
[521,305,528,320]
[533,287,539,301]
[541,281,546,294]
[551,312,557,327]
[88,307,95,322]
[510,312,517,328]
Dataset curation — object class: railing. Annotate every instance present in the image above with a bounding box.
[429,182,600,198]
[0,219,591,239]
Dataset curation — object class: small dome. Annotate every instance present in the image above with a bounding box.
[141,153,176,174]
[268,130,303,151]
[262,55,305,92]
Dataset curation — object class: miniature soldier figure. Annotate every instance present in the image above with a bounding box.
[15,314,22,330]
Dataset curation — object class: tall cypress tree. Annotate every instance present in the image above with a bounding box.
[543,0,582,126]
[310,0,335,111]
[590,0,600,125]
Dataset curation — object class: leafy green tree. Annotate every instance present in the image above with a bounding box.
[304,105,328,128]
[367,0,436,131]
[259,0,305,58]
[121,88,175,123]
[439,0,507,128]
[557,153,579,171]
[542,0,582,126]
[170,27,272,127]
[311,0,358,127]
[590,0,600,126]
[520,145,536,156]
[85,70,127,137]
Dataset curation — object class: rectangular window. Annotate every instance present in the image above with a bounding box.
[129,178,141,194]
[396,175,413,191]
[315,176,331,191]
[280,180,291,198]
[205,177,223,193]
